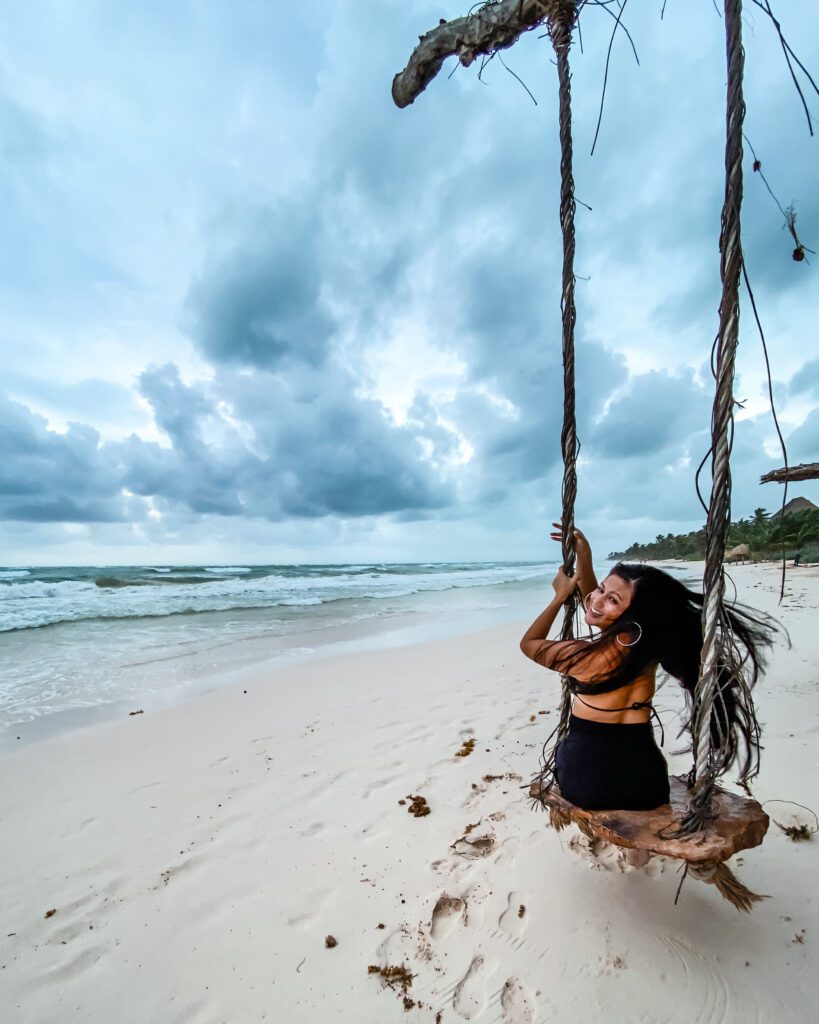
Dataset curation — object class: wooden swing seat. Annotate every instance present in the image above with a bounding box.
[529,775,769,864]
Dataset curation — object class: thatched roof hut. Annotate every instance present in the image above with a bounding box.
[726,543,751,563]
[770,496,818,519]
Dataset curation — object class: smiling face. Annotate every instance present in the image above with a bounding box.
[584,573,634,630]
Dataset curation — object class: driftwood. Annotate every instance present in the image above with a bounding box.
[529,776,769,864]
[531,778,769,910]
[392,0,565,109]
[760,462,819,484]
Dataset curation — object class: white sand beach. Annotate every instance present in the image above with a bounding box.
[2,561,817,1023]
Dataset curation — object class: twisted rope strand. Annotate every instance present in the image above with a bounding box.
[680,0,760,834]
[534,3,580,797]
[554,3,579,592]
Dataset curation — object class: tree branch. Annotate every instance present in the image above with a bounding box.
[760,463,819,484]
[392,1,565,109]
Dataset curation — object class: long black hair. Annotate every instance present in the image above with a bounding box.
[546,563,778,785]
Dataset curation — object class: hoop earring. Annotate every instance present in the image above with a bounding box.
[583,592,593,611]
[615,622,642,648]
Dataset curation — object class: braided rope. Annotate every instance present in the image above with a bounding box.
[681,0,750,832]
[533,3,579,797]
[553,5,579,588]
[554,3,579,748]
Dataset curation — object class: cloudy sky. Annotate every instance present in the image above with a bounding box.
[1,0,817,566]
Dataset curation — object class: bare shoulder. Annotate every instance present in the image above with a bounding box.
[523,636,622,679]
[564,637,624,682]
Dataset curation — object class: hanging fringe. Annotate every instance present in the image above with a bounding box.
[688,861,768,913]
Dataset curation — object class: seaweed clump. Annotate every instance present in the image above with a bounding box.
[455,738,476,758]
[779,823,813,842]
[368,963,415,1009]
[407,794,430,817]
[764,801,818,842]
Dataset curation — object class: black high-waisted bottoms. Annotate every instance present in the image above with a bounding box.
[555,714,670,811]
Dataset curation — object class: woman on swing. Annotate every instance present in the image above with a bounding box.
[520,521,774,812]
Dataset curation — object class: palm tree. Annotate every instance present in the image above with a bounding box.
[771,509,819,552]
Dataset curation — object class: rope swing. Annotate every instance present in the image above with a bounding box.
[685,0,757,836]
[391,0,804,908]
[551,2,580,769]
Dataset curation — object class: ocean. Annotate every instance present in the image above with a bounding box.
[0,561,556,742]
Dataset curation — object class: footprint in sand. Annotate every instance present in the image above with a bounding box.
[493,835,520,866]
[430,895,466,940]
[453,832,496,860]
[641,853,665,877]
[462,881,490,928]
[568,833,666,876]
[285,886,332,927]
[453,954,496,1020]
[361,774,402,799]
[498,892,529,939]
[500,976,536,1024]
[44,942,109,980]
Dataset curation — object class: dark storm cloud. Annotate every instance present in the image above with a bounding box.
[132,361,452,520]
[444,237,570,486]
[404,394,462,467]
[788,358,819,399]
[138,365,217,453]
[786,409,819,461]
[588,369,711,458]
[435,334,628,505]
[649,273,721,337]
[0,350,454,525]
[126,365,251,517]
[186,203,333,370]
[216,367,453,518]
[177,166,458,519]
[575,392,817,532]
[0,396,129,523]
[572,368,724,526]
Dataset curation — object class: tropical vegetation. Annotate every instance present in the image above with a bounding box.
[608,503,819,563]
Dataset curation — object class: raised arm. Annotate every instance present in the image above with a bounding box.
[520,566,578,663]
[550,520,598,603]
[521,565,621,681]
